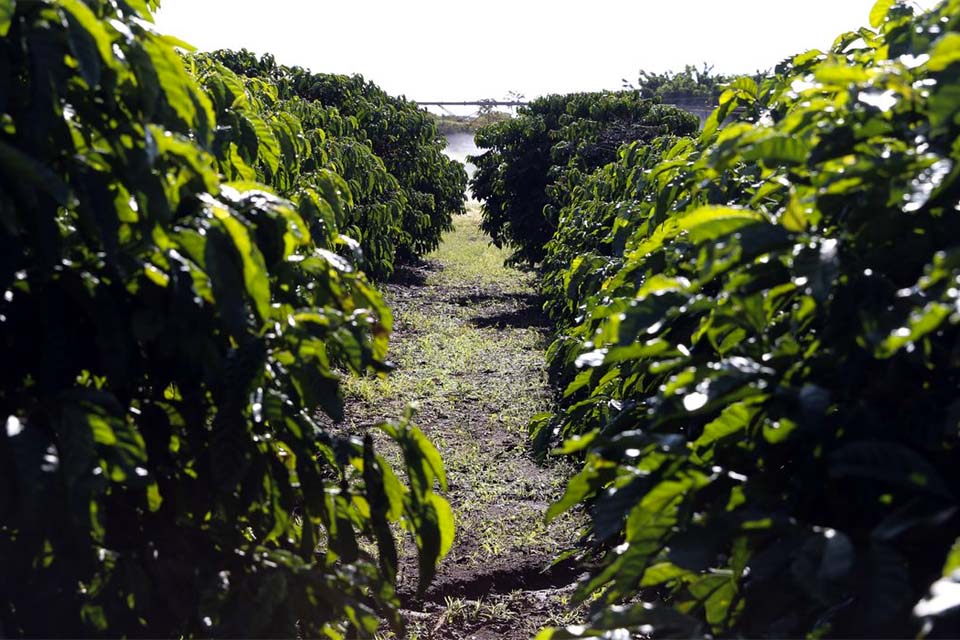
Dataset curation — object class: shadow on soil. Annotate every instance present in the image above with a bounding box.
[388,259,441,287]
[455,291,551,330]
[402,556,584,607]
[472,304,550,330]
[390,260,551,331]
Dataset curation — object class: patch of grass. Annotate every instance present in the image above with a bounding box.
[428,203,535,292]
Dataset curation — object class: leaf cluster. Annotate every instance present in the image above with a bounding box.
[536,1,960,637]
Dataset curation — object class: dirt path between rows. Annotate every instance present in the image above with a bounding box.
[339,207,586,639]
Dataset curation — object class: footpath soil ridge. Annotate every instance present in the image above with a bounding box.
[339,208,585,639]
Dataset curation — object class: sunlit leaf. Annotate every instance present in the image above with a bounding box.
[60,0,118,81]
[927,32,960,72]
[869,0,894,28]
[0,0,14,37]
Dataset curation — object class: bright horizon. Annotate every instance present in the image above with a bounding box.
[154,1,941,107]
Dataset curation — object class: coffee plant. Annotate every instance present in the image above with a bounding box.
[469,92,698,266]
[190,54,409,279]
[213,49,469,265]
[0,1,452,637]
[536,1,960,637]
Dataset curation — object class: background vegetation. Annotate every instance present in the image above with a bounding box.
[431,111,513,137]
[469,92,699,266]
[630,64,766,104]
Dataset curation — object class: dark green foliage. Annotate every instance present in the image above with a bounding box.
[540,135,685,329]
[537,1,960,638]
[470,92,698,266]
[212,49,468,266]
[0,2,451,637]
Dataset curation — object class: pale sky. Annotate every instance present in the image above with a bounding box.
[154,1,940,109]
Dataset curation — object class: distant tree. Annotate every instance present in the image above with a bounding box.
[476,99,497,117]
[635,63,727,99]
[630,64,766,101]
[505,90,526,115]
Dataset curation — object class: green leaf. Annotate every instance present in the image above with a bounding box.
[288,361,343,420]
[556,430,598,455]
[547,464,601,522]
[0,0,13,38]
[870,0,894,28]
[149,125,219,191]
[927,32,960,72]
[228,142,257,182]
[414,492,454,592]
[929,80,960,132]
[943,538,960,577]
[67,19,101,87]
[247,113,281,175]
[631,206,767,257]
[636,274,692,299]
[142,34,214,141]
[208,198,272,324]
[876,302,951,358]
[642,562,693,586]
[680,207,767,244]
[728,76,758,99]
[742,136,810,166]
[377,456,406,521]
[217,65,250,109]
[428,492,455,559]
[814,63,871,85]
[781,192,812,231]
[361,438,399,581]
[146,483,162,512]
[88,414,117,446]
[410,425,447,491]
[694,402,757,450]
[159,33,197,53]
[60,0,118,82]
[313,169,353,223]
[689,573,738,630]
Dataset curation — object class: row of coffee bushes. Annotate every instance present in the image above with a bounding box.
[189,55,412,279]
[209,49,468,270]
[470,91,699,266]
[535,1,960,637]
[0,3,451,637]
